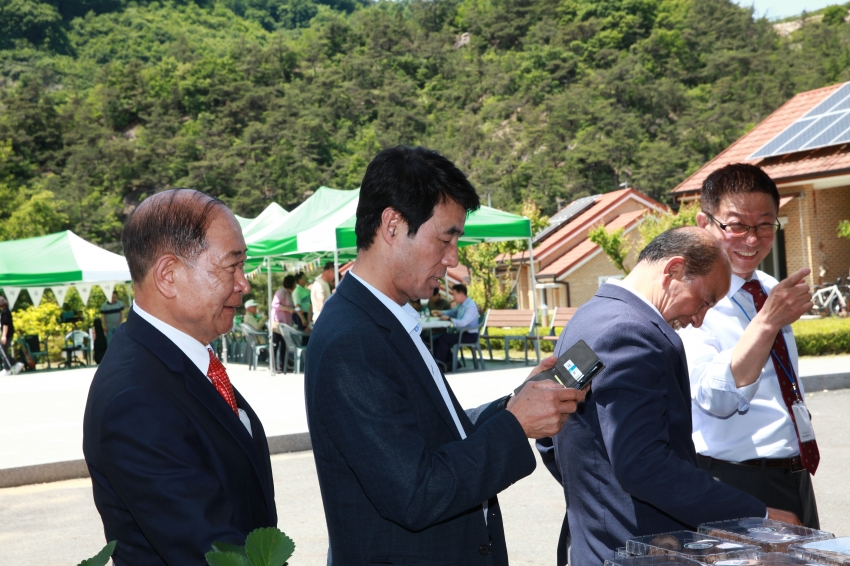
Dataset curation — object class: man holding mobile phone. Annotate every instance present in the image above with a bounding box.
[545,227,799,566]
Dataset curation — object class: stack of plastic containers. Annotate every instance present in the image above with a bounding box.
[698,518,834,553]
[626,531,761,564]
[605,555,706,566]
[791,538,850,565]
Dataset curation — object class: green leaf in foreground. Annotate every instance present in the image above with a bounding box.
[212,540,249,556]
[205,550,253,566]
[245,527,296,566]
[77,540,117,566]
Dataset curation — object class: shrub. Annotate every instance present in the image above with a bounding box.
[791,318,850,356]
[480,326,557,355]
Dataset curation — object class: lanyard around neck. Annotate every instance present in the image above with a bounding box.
[729,287,802,399]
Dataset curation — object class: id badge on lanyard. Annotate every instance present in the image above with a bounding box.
[730,288,816,443]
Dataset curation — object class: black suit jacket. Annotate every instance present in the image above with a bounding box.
[550,285,766,565]
[305,274,536,565]
[83,310,277,565]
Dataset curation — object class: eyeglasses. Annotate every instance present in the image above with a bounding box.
[705,213,780,238]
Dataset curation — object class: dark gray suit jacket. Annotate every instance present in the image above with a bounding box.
[83,310,277,565]
[551,284,766,565]
[305,274,536,565]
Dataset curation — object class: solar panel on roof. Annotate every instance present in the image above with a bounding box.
[749,82,850,160]
[802,82,850,117]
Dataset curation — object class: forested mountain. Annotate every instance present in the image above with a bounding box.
[2,0,850,247]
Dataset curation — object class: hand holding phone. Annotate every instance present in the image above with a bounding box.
[514,340,604,396]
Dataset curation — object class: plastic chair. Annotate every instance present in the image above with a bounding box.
[18,335,50,370]
[280,324,308,374]
[240,324,269,370]
[451,315,487,373]
[60,330,89,368]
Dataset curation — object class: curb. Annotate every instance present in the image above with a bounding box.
[801,373,850,392]
[0,432,312,490]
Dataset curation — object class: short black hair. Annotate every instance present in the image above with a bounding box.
[122,188,227,283]
[295,271,306,281]
[701,163,779,214]
[637,226,724,279]
[355,146,481,251]
[451,283,468,295]
[283,274,296,290]
[323,262,335,272]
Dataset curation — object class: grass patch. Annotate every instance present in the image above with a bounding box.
[791,317,850,356]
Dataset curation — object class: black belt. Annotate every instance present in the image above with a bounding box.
[698,454,805,473]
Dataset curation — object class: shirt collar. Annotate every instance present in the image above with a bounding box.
[607,278,663,318]
[728,271,764,298]
[132,302,212,375]
[348,271,422,335]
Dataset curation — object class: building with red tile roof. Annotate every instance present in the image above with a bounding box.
[500,188,668,310]
[671,82,850,285]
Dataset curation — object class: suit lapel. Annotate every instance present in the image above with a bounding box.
[338,276,466,440]
[124,310,273,505]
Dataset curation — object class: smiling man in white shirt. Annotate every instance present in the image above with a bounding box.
[679,163,819,528]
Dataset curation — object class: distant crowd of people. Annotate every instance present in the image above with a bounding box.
[75,146,819,566]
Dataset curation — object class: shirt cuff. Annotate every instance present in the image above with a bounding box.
[701,350,761,412]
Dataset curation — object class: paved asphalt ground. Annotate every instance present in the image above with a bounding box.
[2,381,849,564]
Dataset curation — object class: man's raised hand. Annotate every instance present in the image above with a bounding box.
[760,267,813,330]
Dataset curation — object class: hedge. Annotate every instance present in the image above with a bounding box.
[479,327,561,355]
[482,318,850,358]
[791,317,850,356]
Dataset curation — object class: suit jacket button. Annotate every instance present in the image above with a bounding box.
[479,545,490,556]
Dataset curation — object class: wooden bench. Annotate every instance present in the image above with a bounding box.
[540,307,578,343]
[480,309,537,365]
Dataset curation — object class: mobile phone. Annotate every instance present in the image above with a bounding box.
[514,339,604,395]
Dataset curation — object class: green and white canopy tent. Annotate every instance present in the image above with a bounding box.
[0,231,131,309]
[245,189,542,369]
[241,202,289,241]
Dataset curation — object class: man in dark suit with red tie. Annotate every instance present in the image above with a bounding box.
[83,189,277,565]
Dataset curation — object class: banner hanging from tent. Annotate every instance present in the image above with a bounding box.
[76,284,92,306]
[27,287,45,307]
[1,287,21,308]
[52,286,70,307]
[100,282,115,299]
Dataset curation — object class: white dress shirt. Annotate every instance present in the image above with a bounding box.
[678,271,801,461]
[133,303,253,436]
[348,271,488,521]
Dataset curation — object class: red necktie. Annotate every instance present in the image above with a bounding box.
[207,348,239,415]
[741,280,819,474]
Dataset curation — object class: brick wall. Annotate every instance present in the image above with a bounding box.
[562,233,639,307]
[808,186,850,284]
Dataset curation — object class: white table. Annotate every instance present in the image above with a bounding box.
[419,318,452,352]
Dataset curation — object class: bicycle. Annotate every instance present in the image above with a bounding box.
[810,278,849,317]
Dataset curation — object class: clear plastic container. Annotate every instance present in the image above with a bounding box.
[791,538,850,565]
[605,555,706,566]
[707,553,831,565]
[699,518,834,553]
[626,531,761,564]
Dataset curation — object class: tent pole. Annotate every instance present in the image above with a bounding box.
[528,238,541,364]
[268,258,275,375]
[334,249,339,288]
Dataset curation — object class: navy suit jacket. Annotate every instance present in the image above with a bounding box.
[83,310,277,565]
[550,284,766,566]
[305,274,536,565]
